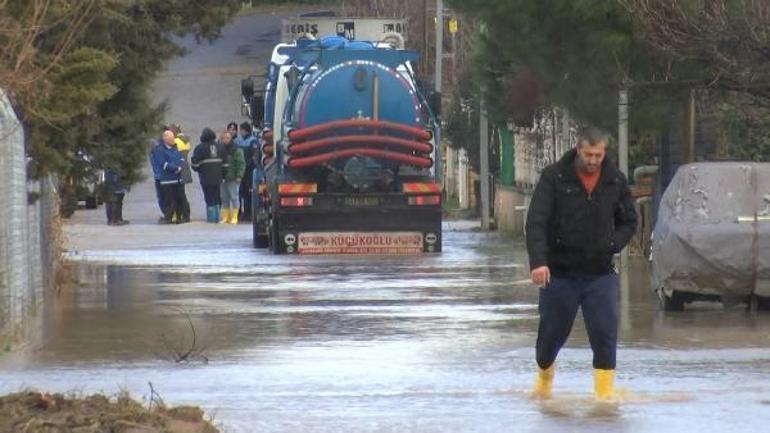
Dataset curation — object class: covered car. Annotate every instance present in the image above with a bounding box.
[650,162,770,310]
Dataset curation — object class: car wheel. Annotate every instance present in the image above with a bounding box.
[754,295,770,311]
[84,196,98,209]
[659,289,686,311]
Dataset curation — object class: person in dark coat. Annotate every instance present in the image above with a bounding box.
[191,127,226,223]
[103,168,130,226]
[525,127,637,401]
[153,130,190,224]
[149,134,166,221]
[236,122,260,222]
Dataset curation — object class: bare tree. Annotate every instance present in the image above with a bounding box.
[620,0,770,92]
[0,0,99,114]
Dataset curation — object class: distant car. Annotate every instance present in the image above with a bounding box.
[76,168,105,209]
[650,162,770,311]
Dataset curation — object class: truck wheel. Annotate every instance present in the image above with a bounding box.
[253,219,269,248]
[269,219,282,254]
[85,196,98,209]
[659,289,686,311]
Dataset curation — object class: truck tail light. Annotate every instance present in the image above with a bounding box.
[278,183,318,194]
[280,196,313,207]
[408,195,440,206]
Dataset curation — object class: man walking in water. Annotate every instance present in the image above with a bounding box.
[525,128,637,400]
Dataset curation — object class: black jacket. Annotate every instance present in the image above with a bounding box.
[191,140,226,186]
[525,149,638,276]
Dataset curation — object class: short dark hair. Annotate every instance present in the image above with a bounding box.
[227,122,238,131]
[576,127,607,147]
[240,122,252,134]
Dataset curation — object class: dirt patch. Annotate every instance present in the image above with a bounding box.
[0,391,219,433]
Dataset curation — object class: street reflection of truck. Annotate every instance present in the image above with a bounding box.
[240,17,442,255]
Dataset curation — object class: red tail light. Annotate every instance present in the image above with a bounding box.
[280,196,313,207]
[408,195,440,206]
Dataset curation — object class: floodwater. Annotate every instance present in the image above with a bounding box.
[3,229,770,433]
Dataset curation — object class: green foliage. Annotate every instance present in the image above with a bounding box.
[445,0,697,135]
[444,70,480,171]
[1,0,242,187]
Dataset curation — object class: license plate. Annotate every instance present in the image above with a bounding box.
[341,197,382,207]
[298,232,423,254]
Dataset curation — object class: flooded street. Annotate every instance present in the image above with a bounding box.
[2,7,769,433]
[3,230,770,433]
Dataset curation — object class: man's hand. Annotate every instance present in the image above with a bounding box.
[530,266,551,287]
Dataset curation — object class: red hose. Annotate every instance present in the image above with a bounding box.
[288,119,431,142]
[287,148,433,169]
[288,135,432,155]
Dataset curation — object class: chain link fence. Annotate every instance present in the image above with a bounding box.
[0,88,56,349]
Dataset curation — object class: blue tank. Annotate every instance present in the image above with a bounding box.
[262,36,438,178]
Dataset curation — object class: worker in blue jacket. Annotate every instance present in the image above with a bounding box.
[154,130,190,224]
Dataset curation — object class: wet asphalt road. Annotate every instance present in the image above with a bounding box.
[3,7,770,433]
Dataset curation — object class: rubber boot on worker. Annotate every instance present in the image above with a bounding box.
[206,206,216,223]
[532,364,554,400]
[594,369,614,400]
[113,200,129,225]
[219,207,230,224]
[228,208,239,224]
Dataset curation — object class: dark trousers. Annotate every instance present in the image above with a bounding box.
[536,273,619,370]
[159,183,189,222]
[154,179,164,213]
[202,184,221,207]
[105,193,125,223]
[239,165,254,220]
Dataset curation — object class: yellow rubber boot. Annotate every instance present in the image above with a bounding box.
[219,207,230,224]
[228,209,239,224]
[594,368,614,400]
[531,365,554,400]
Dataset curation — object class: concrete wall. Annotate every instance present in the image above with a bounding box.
[494,184,531,234]
[0,88,55,350]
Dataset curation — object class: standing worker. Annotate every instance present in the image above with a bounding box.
[103,168,130,226]
[170,123,193,185]
[219,131,245,224]
[525,128,637,400]
[153,130,189,224]
[191,127,225,223]
[236,122,260,222]
[149,131,166,222]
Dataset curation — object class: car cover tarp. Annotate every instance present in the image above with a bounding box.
[650,162,770,296]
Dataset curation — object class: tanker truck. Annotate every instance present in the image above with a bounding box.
[241,18,442,254]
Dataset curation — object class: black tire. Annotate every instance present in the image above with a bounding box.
[755,295,770,311]
[268,217,282,254]
[84,196,98,209]
[659,289,686,311]
[253,219,269,249]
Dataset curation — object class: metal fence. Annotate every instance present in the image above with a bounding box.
[0,88,55,348]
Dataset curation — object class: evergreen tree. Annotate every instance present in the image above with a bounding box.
[445,0,698,134]
[1,0,241,188]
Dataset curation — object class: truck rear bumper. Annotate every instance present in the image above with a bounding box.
[273,206,441,254]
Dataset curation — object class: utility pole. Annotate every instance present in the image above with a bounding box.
[618,86,630,334]
[435,0,443,94]
[618,88,629,177]
[433,0,444,185]
[480,97,491,230]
